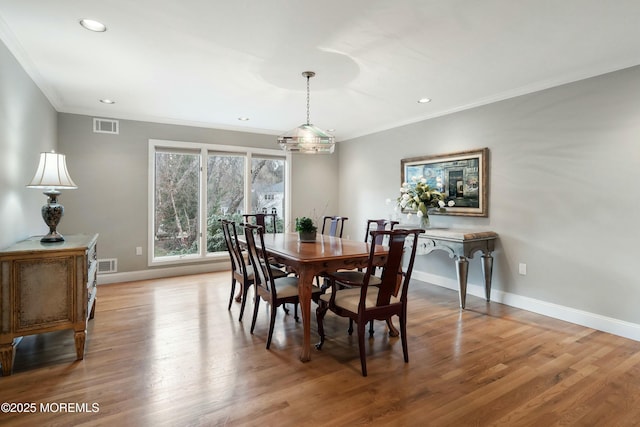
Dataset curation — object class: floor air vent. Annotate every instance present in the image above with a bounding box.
[93,118,119,134]
[97,258,117,274]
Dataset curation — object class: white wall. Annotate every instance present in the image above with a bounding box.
[0,39,57,249]
[338,65,640,330]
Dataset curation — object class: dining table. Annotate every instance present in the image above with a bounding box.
[239,232,388,362]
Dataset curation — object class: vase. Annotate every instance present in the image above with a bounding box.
[298,231,316,242]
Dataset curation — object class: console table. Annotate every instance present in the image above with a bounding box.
[404,228,498,309]
[0,234,98,376]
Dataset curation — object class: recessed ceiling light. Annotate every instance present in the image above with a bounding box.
[80,19,107,32]
[100,99,115,104]
[238,117,250,121]
[327,129,336,133]
[417,98,432,104]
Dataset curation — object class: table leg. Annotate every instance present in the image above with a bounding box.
[297,269,314,362]
[455,256,469,309]
[1,343,14,376]
[482,253,494,301]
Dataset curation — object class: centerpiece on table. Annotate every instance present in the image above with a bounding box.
[397,176,454,227]
[295,217,317,242]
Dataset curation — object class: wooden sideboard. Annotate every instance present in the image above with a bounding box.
[0,234,98,376]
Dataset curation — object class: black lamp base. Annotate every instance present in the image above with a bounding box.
[41,231,64,243]
[40,190,65,243]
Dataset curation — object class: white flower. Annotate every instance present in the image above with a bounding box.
[402,193,411,201]
[438,200,445,208]
[400,187,407,193]
[400,200,407,208]
[413,196,420,203]
[420,177,427,184]
[416,210,423,218]
[448,200,455,207]
[406,213,413,219]
[401,182,408,187]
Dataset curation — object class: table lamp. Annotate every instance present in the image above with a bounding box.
[26,151,78,242]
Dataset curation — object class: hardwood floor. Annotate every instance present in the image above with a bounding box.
[1,271,640,426]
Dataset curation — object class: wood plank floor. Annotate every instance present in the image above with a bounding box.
[1,271,640,426]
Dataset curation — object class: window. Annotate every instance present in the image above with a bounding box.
[149,139,289,265]
[153,148,200,258]
[250,156,285,234]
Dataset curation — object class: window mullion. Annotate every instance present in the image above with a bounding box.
[199,147,207,257]
[245,152,252,214]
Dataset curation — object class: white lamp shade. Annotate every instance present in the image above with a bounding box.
[27,152,78,189]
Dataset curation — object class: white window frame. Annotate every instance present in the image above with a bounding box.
[148,139,291,266]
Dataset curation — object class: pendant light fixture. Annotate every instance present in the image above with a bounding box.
[278,71,335,154]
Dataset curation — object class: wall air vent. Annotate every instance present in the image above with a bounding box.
[93,118,119,134]
[97,258,117,274]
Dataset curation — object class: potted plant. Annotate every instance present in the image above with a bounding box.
[295,217,317,242]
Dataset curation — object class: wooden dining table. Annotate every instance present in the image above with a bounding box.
[239,232,388,362]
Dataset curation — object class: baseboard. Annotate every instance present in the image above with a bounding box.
[411,270,640,343]
[97,261,231,285]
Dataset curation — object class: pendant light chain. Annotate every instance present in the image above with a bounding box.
[306,74,311,125]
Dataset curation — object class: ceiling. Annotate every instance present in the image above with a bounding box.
[1,1,640,142]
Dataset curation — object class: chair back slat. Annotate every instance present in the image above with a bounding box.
[242,223,276,300]
[220,219,247,276]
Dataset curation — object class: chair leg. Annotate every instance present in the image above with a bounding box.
[357,319,368,377]
[238,283,250,322]
[250,296,260,334]
[294,303,299,322]
[228,278,237,310]
[266,304,277,349]
[386,318,399,337]
[369,320,374,337]
[348,319,354,335]
[400,312,409,363]
[315,301,329,349]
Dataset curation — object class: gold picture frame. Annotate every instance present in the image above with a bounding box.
[400,148,489,217]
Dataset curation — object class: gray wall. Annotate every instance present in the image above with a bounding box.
[0,39,57,249]
[338,65,640,325]
[57,113,339,273]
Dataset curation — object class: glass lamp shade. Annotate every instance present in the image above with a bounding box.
[27,152,77,242]
[277,124,335,154]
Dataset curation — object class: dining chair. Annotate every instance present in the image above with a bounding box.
[242,213,278,235]
[320,216,348,238]
[220,219,286,322]
[316,228,423,376]
[326,219,399,336]
[315,216,349,289]
[243,223,322,349]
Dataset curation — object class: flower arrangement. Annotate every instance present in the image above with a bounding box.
[396,176,454,226]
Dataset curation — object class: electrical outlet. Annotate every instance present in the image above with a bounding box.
[136,246,143,256]
[518,263,527,275]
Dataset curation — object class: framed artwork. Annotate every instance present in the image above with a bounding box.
[400,148,489,217]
